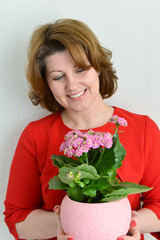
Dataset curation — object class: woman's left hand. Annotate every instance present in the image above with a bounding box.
[118,211,141,240]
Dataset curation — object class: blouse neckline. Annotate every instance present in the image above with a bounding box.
[58,106,117,132]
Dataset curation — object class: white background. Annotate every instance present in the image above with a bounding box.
[0,0,160,239]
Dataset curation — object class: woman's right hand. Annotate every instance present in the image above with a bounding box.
[54,205,74,240]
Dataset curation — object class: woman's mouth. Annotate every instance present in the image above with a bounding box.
[68,89,87,99]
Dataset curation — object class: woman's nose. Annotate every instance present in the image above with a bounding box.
[65,74,77,90]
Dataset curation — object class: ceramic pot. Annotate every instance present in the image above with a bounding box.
[60,195,131,240]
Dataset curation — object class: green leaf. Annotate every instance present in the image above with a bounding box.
[107,169,117,183]
[90,177,111,192]
[101,181,152,202]
[69,181,77,188]
[49,175,68,190]
[83,186,97,197]
[88,148,101,164]
[102,182,122,196]
[78,182,86,188]
[76,164,99,179]
[51,154,80,168]
[113,133,126,163]
[93,147,116,173]
[67,187,83,202]
[117,182,153,195]
[100,194,128,202]
[58,164,99,185]
[83,178,90,185]
[59,167,77,184]
[93,133,126,175]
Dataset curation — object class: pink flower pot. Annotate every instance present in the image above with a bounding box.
[60,195,131,240]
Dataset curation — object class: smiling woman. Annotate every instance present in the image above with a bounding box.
[3,18,160,240]
[45,50,102,117]
[26,19,118,113]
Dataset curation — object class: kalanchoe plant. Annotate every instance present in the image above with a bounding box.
[49,115,152,203]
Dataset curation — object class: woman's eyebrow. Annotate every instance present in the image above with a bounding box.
[49,65,76,75]
[49,70,63,74]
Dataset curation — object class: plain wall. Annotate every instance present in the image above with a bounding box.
[0,0,160,239]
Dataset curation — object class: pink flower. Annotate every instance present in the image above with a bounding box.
[65,139,73,148]
[88,134,95,141]
[85,138,93,148]
[109,115,128,127]
[65,131,74,140]
[75,148,83,157]
[104,133,112,140]
[94,133,100,141]
[81,144,89,153]
[88,129,94,135]
[117,117,128,126]
[72,137,83,148]
[60,142,67,152]
[66,148,75,157]
[109,115,118,124]
[74,129,84,137]
[92,141,100,149]
[99,136,107,146]
[105,140,113,148]
[83,133,89,139]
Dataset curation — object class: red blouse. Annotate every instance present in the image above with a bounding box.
[4,107,160,240]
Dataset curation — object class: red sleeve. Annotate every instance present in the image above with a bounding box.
[140,116,160,239]
[4,123,42,240]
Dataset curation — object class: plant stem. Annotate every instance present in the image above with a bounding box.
[95,147,106,166]
[115,123,120,133]
[84,152,89,164]
[89,149,99,165]
[79,159,85,164]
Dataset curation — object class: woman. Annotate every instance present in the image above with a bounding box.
[4,18,160,240]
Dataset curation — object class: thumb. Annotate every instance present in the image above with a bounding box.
[54,205,60,215]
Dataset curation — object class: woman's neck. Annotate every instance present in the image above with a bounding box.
[61,102,114,130]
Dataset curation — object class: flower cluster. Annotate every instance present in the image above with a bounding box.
[60,115,128,158]
[109,115,128,126]
[60,129,113,158]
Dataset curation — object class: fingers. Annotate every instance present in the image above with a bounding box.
[117,211,140,240]
[57,218,74,240]
[130,210,139,228]
[118,229,140,240]
[128,211,140,238]
[54,205,74,240]
[54,205,60,215]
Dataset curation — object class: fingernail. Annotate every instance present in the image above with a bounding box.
[131,220,136,228]
[54,205,59,211]
[68,238,74,240]
[118,238,124,240]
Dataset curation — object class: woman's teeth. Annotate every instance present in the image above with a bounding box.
[69,89,86,98]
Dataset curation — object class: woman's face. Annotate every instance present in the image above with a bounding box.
[46,50,101,113]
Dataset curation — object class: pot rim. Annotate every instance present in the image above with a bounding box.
[64,194,129,205]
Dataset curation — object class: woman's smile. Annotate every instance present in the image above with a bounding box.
[67,89,87,100]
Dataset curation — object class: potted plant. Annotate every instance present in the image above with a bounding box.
[49,115,151,240]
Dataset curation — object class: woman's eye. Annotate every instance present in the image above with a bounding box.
[76,69,84,73]
[53,74,64,81]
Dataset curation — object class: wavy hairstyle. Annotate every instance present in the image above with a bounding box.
[26,18,118,113]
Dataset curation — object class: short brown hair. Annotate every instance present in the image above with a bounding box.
[26,18,118,113]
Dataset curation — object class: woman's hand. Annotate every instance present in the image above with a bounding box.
[54,205,74,240]
[54,206,140,240]
[117,211,141,240]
